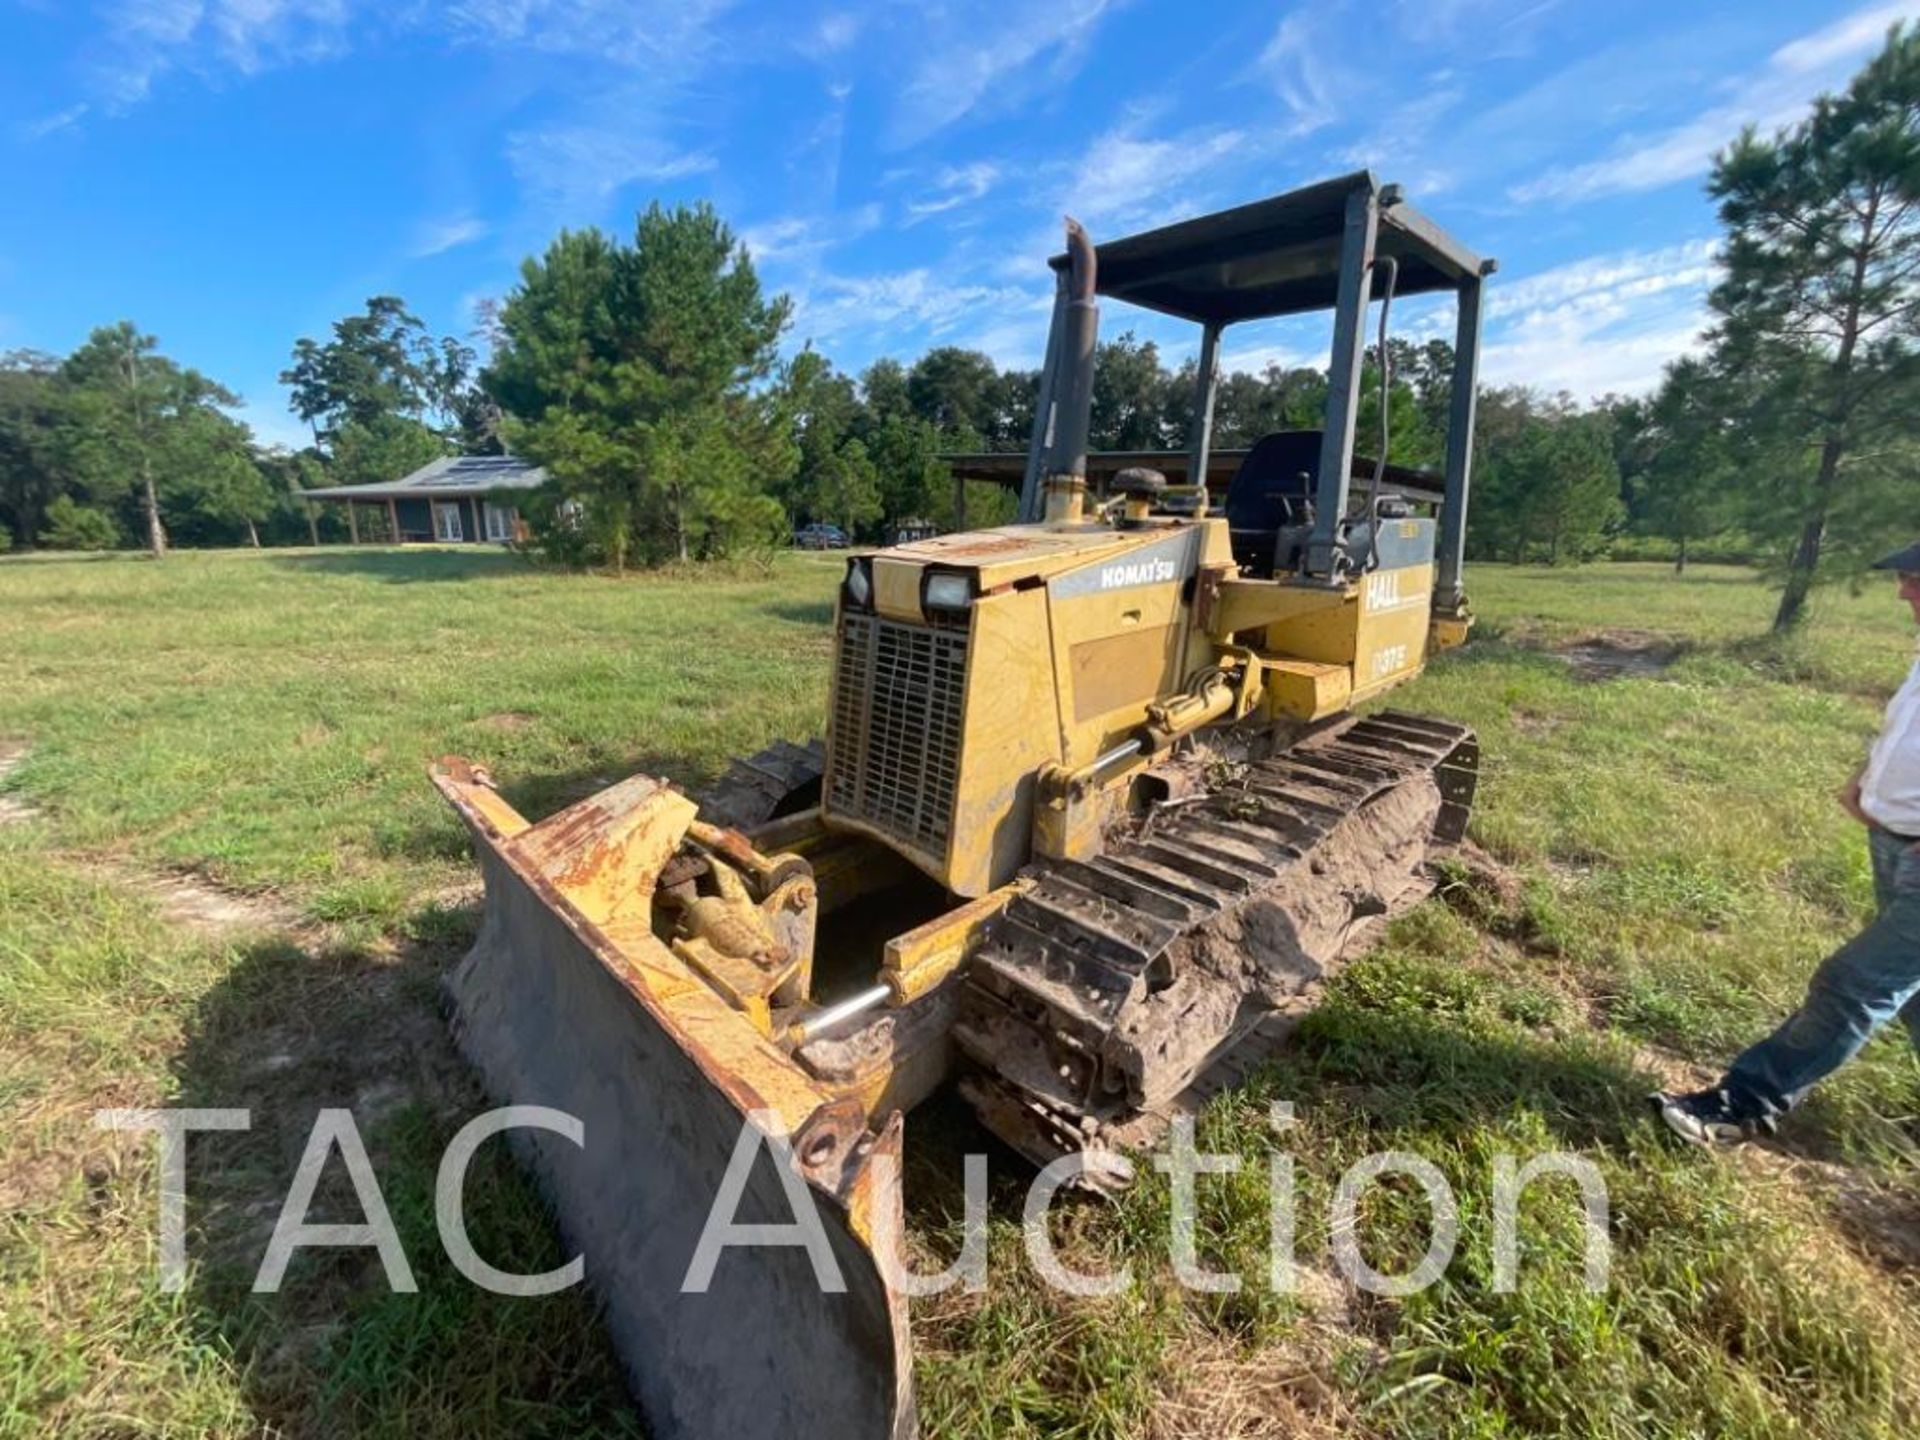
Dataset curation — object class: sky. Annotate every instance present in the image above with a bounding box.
[3,0,1917,451]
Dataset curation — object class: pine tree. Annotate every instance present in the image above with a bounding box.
[488,206,791,570]
[1706,22,1920,629]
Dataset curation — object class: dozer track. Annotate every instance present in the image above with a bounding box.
[694,737,825,829]
[953,711,1477,1185]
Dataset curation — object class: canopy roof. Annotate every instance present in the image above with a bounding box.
[302,454,547,502]
[1055,171,1492,326]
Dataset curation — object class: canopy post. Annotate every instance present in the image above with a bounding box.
[1435,272,1484,613]
[1302,180,1379,581]
[1188,321,1221,493]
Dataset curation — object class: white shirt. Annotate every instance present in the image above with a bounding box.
[1861,652,1920,834]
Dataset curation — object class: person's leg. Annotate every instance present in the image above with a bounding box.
[1868,825,1904,911]
[1899,988,1920,1055]
[1865,828,1920,1056]
[1721,830,1920,1123]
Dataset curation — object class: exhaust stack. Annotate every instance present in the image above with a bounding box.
[1042,218,1098,523]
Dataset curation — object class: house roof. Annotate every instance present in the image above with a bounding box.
[300,454,548,502]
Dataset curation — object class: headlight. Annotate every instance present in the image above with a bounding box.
[923,571,974,612]
[844,558,872,609]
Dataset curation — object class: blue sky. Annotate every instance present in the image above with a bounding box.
[4,0,1916,451]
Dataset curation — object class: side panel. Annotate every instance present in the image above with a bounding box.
[1352,560,1435,698]
[1046,528,1202,769]
[947,586,1060,896]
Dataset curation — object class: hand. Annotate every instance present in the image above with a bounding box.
[1840,773,1870,825]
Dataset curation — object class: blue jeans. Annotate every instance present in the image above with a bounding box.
[1723,826,1920,1120]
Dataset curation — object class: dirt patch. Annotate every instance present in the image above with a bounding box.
[1553,629,1682,682]
[1726,1147,1920,1275]
[1629,1044,1713,1095]
[1148,1268,1370,1440]
[1829,1181,1920,1271]
[0,740,41,825]
[1508,708,1564,736]
[111,867,303,937]
[1148,1337,1352,1439]
[474,710,536,733]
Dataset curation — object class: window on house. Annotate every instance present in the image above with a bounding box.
[432,501,464,542]
[484,503,518,542]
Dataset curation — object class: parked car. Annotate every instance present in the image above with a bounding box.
[793,523,850,550]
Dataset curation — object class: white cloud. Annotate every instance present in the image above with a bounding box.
[889,0,1117,146]
[1064,122,1244,229]
[18,103,90,140]
[1336,87,1464,174]
[788,266,1043,353]
[905,162,1001,221]
[1512,1,1920,204]
[1488,238,1718,318]
[1772,0,1914,73]
[1484,316,1709,397]
[739,203,881,267]
[1253,11,1342,136]
[409,214,489,258]
[504,122,714,212]
[470,4,734,221]
[1481,239,1721,396]
[78,1,733,113]
[802,10,860,57]
[739,216,817,264]
[1390,0,1562,53]
[94,0,356,108]
[1220,339,1320,377]
[444,0,735,68]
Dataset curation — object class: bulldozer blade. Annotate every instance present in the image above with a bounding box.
[432,758,914,1440]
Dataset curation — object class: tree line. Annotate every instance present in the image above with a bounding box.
[3,24,1916,630]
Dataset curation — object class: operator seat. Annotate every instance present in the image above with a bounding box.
[1224,430,1323,577]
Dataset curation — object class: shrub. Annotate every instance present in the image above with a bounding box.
[38,496,120,551]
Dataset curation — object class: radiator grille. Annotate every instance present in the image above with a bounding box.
[827,614,969,854]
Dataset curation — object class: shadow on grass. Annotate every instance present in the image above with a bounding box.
[268,549,532,584]
[170,927,645,1438]
[760,598,835,628]
[1713,629,1898,700]
[1272,996,1655,1152]
[489,748,731,819]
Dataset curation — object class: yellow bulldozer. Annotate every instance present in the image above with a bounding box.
[433,171,1494,1439]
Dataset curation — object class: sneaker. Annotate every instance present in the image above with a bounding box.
[1648,1088,1772,1147]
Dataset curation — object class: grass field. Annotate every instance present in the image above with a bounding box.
[2,547,1917,1438]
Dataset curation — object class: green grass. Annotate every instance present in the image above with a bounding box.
[2,548,1917,1438]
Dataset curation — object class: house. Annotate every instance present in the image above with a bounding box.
[301,454,548,545]
[886,516,940,546]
